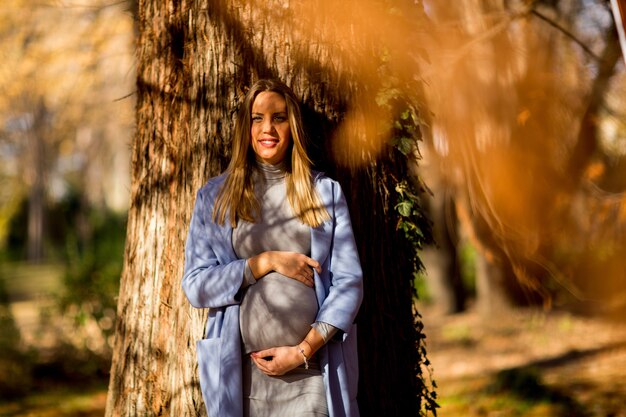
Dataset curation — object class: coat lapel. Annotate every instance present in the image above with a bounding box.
[311,173,334,268]
[311,220,332,267]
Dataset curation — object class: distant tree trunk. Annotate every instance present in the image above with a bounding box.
[27,179,44,262]
[424,191,465,314]
[419,148,466,314]
[25,97,48,263]
[474,252,517,314]
[105,1,433,416]
[455,191,545,314]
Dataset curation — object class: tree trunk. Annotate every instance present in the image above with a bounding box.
[26,97,48,263]
[106,1,433,416]
[419,149,466,314]
[421,194,466,314]
[474,252,516,314]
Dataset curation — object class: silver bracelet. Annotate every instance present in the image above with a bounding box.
[297,346,309,369]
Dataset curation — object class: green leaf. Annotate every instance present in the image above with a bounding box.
[396,200,413,217]
[398,136,413,155]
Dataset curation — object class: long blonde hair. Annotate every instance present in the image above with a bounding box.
[213,79,330,227]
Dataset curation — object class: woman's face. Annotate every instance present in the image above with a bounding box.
[250,91,291,165]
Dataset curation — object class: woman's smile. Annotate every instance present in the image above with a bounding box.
[258,137,279,147]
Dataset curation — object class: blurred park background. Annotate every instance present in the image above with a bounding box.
[0,0,134,415]
[1,0,625,416]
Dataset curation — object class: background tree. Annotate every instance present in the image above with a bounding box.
[105,0,436,416]
[419,0,626,315]
[0,0,134,262]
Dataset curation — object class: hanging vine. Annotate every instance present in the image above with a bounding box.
[376,73,438,414]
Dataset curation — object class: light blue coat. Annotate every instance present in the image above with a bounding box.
[182,173,363,417]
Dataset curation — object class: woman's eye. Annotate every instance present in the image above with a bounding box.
[252,116,263,122]
[273,115,286,122]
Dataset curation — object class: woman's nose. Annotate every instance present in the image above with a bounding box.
[262,119,274,133]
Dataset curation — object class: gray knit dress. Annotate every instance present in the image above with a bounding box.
[233,162,329,417]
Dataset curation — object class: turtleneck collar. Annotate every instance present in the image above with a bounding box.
[254,159,287,181]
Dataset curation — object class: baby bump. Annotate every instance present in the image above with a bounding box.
[240,272,319,353]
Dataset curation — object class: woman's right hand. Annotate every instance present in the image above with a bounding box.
[247,251,321,287]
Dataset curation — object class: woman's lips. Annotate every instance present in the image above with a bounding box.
[258,138,279,147]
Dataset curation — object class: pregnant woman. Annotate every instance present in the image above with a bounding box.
[182,79,363,417]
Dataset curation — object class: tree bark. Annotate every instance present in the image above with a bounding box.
[106,1,433,416]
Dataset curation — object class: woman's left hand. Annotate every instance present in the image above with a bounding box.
[251,346,303,376]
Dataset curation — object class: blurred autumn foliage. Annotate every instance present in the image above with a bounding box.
[418,0,626,316]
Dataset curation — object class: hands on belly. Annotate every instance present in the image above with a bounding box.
[247,251,321,287]
[246,251,326,376]
[250,326,325,376]
[251,346,304,376]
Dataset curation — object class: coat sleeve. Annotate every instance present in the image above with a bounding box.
[182,188,246,309]
[315,181,364,335]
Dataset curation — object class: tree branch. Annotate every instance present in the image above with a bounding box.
[567,21,621,185]
[530,8,603,62]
